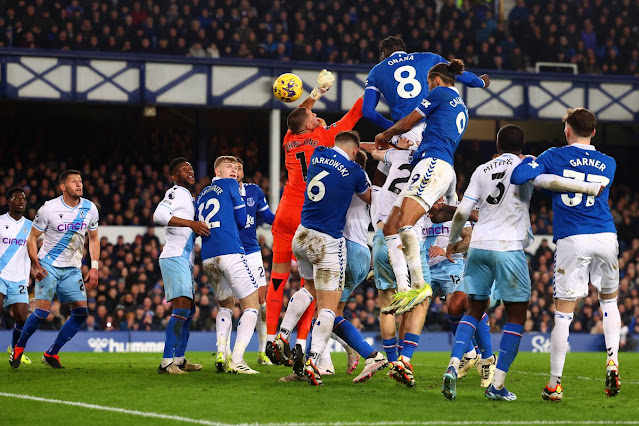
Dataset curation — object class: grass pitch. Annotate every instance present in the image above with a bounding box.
[0,351,636,425]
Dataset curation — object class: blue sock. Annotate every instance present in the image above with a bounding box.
[16,308,49,348]
[402,333,420,359]
[163,308,189,359]
[382,337,398,362]
[47,307,88,355]
[12,323,24,349]
[451,315,478,360]
[333,316,375,358]
[397,339,404,357]
[475,312,493,359]
[449,314,474,354]
[496,323,524,373]
[174,306,195,358]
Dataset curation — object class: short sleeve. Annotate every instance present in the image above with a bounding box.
[32,206,48,231]
[415,88,443,118]
[230,180,245,210]
[353,166,369,195]
[463,168,484,203]
[158,189,176,213]
[255,186,269,212]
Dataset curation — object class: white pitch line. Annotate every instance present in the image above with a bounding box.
[1,392,638,426]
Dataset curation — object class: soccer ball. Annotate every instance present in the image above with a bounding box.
[273,73,303,103]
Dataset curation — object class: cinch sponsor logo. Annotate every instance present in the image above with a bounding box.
[424,224,450,236]
[57,222,88,231]
[2,238,26,245]
[87,337,164,353]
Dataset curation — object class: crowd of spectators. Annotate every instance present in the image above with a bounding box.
[1,138,638,346]
[1,0,638,75]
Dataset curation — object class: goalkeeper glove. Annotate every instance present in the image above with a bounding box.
[310,69,335,100]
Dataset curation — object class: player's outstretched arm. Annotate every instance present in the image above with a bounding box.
[27,227,47,281]
[362,89,394,129]
[374,110,423,148]
[457,71,490,88]
[511,156,544,184]
[299,69,335,110]
[322,96,364,140]
[533,174,603,196]
[446,197,474,262]
[85,229,100,290]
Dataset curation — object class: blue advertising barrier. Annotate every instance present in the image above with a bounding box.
[1,330,628,353]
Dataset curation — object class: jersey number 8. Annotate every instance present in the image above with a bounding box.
[394,66,422,99]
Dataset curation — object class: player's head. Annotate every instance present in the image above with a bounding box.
[214,156,238,179]
[287,107,321,134]
[427,59,465,90]
[334,130,361,161]
[563,108,596,144]
[354,149,367,169]
[6,187,26,216]
[58,169,83,199]
[168,157,195,187]
[496,124,525,155]
[379,36,406,61]
[234,157,244,182]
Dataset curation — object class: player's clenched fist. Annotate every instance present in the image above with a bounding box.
[310,69,335,100]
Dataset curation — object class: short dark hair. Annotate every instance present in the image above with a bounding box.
[335,130,360,148]
[428,59,465,85]
[234,157,244,166]
[379,36,406,60]
[58,169,81,184]
[6,187,25,201]
[354,149,367,168]
[168,157,188,176]
[563,108,596,138]
[497,124,525,153]
[287,107,309,134]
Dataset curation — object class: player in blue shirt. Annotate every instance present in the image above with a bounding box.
[291,131,374,386]
[235,157,275,366]
[374,59,469,317]
[511,108,621,400]
[197,156,261,374]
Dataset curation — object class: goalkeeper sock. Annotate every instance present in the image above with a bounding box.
[174,306,195,359]
[279,287,313,341]
[308,309,335,363]
[398,226,425,288]
[600,298,620,366]
[231,308,258,364]
[383,337,398,362]
[493,323,524,389]
[216,308,233,359]
[47,307,88,356]
[550,311,573,386]
[16,308,49,348]
[12,323,24,349]
[333,316,375,358]
[162,308,189,366]
[266,272,289,338]
[385,235,410,293]
[257,303,267,353]
[476,312,493,359]
[401,333,420,361]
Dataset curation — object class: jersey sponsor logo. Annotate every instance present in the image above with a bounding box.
[57,222,88,231]
[569,157,607,171]
[246,215,255,227]
[284,138,319,152]
[2,237,27,246]
[386,54,414,66]
[423,223,450,237]
[528,161,540,169]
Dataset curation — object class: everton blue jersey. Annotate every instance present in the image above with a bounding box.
[511,144,616,241]
[301,146,369,239]
[195,178,247,259]
[239,182,273,255]
[365,51,484,122]
[413,86,468,165]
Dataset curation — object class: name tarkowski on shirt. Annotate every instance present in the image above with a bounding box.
[312,156,350,177]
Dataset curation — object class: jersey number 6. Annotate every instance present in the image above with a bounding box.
[307,171,329,202]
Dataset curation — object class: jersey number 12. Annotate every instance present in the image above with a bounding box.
[197,199,221,228]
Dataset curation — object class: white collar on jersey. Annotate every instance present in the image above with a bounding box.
[4,212,24,223]
[333,146,350,160]
[570,143,595,150]
[390,51,407,57]
[60,195,83,210]
[445,86,460,95]
[238,182,246,196]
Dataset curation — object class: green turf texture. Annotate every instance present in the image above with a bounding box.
[0,351,636,425]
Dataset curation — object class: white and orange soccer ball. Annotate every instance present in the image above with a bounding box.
[273,73,303,103]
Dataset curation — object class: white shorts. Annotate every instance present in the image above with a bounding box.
[394,157,454,212]
[292,225,346,292]
[245,251,267,288]
[553,233,619,301]
[202,253,258,302]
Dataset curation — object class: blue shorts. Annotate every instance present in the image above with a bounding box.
[0,277,29,308]
[160,257,195,301]
[341,240,371,303]
[374,230,431,291]
[429,259,464,296]
[35,263,86,303]
[464,248,531,303]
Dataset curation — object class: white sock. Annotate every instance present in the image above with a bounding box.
[600,298,620,366]
[173,356,184,365]
[385,234,410,292]
[267,334,276,343]
[463,347,477,358]
[332,332,349,350]
[161,358,173,368]
[398,226,424,288]
[296,338,306,349]
[447,357,461,372]
[257,303,267,353]
[492,368,507,389]
[308,309,336,363]
[550,311,573,386]
[216,307,233,358]
[279,288,314,341]
[231,308,258,364]
[319,345,333,369]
